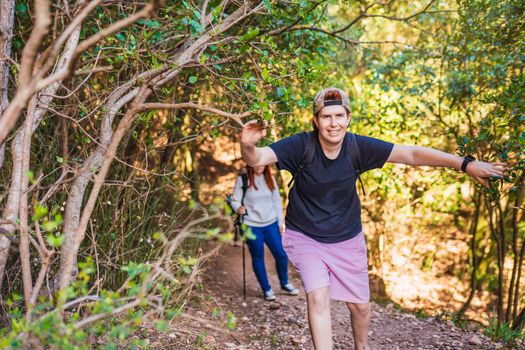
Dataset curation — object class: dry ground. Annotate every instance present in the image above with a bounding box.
[133,241,523,350]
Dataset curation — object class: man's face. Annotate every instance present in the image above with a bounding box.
[313,105,350,146]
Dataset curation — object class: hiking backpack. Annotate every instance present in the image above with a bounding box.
[287,131,366,196]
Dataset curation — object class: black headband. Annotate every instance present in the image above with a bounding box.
[323,99,343,107]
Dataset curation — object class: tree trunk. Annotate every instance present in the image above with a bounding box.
[456,190,482,320]
[512,178,525,322]
[0,133,24,291]
[0,0,15,289]
[513,219,525,324]
[496,202,506,323]
[188,141,201,202]
[486,196,504,323]
[512,308,525,331]
[57,86,139,289]
[0,0,14,171]
[18,96,37,304]
[506,175,524,321]
[0,26,81,289]
[58,88,152,294]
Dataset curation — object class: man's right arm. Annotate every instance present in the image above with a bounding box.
[240,120,278,166]
[240,144,277,167]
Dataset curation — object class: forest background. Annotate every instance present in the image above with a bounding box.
[0,0,523,348]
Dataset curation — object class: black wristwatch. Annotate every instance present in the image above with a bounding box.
[461,155,476,172]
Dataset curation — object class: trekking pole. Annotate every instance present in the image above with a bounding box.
[240,215,247,301]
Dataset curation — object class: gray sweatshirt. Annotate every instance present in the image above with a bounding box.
[230,174,284,228]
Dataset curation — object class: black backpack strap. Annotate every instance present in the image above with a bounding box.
[288,131,317,187]
[346,133,365,196]
[240,173,248,206]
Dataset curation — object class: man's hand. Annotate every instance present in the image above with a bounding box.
[237,206,246,215]
[467,161,509,188]
[240,120,277,166]
[241,120,267,147]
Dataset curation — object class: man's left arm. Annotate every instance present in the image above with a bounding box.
[387,144,508,188]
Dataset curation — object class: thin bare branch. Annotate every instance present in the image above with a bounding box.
[19,0,52,86]
[361,0,439,22]
[34,0,103,81]
[201,0,211,27]
[138,102,251,126]
[73,298,143,329]
[270,0,441,45]
[281,25,413,47]
[19,96,39,305]
[265,0,327,36]
[28,250,53,307]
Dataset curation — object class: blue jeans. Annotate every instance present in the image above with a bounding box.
[246,221,289,293]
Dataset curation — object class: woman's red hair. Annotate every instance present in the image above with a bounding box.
[246,165,275,191]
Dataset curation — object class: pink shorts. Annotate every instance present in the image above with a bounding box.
[282,228,370,303]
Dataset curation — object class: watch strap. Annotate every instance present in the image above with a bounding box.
[461,155,475,172]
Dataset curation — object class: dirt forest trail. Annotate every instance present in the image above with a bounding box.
[140,241,517,350]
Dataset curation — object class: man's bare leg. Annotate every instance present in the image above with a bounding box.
[346,302,370,350]
[306,286,332,349]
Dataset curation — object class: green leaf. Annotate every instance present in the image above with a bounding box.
[188,199,198,209]
[41,213,63,232]
[226,311,237,330]
[263,0,271,12]
[189,19,204,34]
[32,205,48,222]
[205,227,220,238]
[115,33,126,41]
[244,226,256,241]
[186,257,198,265]
[153,231,166,241]
[104,342,117,350]
[73,330,87,342]
[155,320,169,333]
[262,67,269,81]
[46,233,65,248]
[26,171,35,184]
[239,28,260,42]
[189,76,198,84]
[16,4,27,13]
[192,9,202,20]
[166,307,183,319]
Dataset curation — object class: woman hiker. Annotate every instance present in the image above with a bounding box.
[230,164,300,301]
[239,87,507,350]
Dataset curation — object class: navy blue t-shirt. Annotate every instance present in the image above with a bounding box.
[269,132,394,243]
